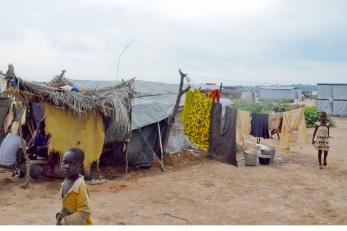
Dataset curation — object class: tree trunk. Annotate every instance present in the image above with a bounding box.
[162,69,190,154]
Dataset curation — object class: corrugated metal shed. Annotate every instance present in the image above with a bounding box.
[259,87,301,101]
[317,83,347,116]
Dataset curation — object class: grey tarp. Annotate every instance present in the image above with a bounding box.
[99,120,167,168]
[128,120,167,167]
[131,102,171,129]
[208,103,238,167]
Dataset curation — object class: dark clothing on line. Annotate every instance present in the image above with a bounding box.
[250,113,270,139]
[208,103,238,167]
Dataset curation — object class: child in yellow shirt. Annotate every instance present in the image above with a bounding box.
[56,148,93,225]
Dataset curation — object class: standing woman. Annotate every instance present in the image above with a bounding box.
[312,111,330,169]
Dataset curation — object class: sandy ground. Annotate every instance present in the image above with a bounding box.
[0,117,347,225]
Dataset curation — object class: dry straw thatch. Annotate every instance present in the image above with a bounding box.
[4,69,134,141]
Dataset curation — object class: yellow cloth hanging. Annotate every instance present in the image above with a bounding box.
[280,108,307,151]
[181,90,193,125]
[236,110,251,145]
[268,113,283,131]
[44,104,105,173]
[182,90,212,152]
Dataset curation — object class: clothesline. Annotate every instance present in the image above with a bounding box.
[182,89,307,157]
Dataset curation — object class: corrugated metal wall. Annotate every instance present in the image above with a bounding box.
[317,84,347,116]
[259,89,295,100]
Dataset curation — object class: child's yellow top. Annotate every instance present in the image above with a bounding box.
[60,176,93,225]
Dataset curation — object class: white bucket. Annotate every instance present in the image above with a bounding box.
[244,151,258,166]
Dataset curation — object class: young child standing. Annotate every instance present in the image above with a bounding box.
[312,111,330,169]
[56,148,93,225]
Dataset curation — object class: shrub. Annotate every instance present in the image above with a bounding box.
[303,106,335,128]
[232,99,289,114]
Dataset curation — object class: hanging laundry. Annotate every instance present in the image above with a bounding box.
[45,104,105,174]
[208,103,238,167]
[181,90,193,125]
[182,90,212,152]
[250,113,270,142]
[280,108,307,151]
[208,102,222,160]
[269,113,283,139]
[207,89,221,103]
[236,110,251,145]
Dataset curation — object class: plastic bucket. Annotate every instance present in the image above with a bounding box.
[244,151,258,166]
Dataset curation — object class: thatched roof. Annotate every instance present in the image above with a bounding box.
[3,69,134,141]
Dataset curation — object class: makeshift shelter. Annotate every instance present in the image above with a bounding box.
[3,70,134,173]
[259,87,302,101]
[317,83,347,116]
[71,79,233,168]
[71,79,192,168]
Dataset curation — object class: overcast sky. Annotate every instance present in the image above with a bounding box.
[1,0,346,85]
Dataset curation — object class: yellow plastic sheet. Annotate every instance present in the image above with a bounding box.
[182,90,212,152]
[280,108,307,151]
[45,104,105,173]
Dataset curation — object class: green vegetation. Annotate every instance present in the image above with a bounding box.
[303,106,335,128]
[231,99,290,114]
[231,99,334,128]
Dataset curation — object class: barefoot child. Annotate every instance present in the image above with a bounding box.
[312,111,330,169]
[56,148,93,225]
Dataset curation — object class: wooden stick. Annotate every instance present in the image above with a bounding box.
[19,124,30,187]
[138,127,165,172]
[125,105,132,174]
[157,122,164,170]
[124,141,129,174]
[162,69,190,153]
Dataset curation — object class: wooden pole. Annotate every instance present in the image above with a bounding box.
[125,140,129,174]
[125,102,132,174]
[157,122,164,170]
[219,82,223,98]
[19,124,30,187]
[162,69,191,153]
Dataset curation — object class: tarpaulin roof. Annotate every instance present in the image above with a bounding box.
[71,79,232,129]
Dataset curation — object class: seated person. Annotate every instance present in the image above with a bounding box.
[0,122,24,170]
[27,121,50,159]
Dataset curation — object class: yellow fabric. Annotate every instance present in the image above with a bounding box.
[280,108,307,151]
[60,176,93,225]
[44,104,105,173]
[236,110,251,145]
[268,113,283,131]
[181,90,193,125]
[182,90,212,152]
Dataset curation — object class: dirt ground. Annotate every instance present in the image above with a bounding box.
[0,117,347,225]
